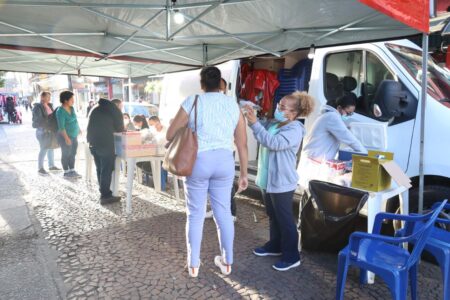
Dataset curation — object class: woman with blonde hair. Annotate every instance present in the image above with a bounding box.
[244,91,314,271]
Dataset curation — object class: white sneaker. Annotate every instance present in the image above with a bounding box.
[233,216,237,222]
[214,256,232,275]
[188,266,199,278]
[205,210,214,219]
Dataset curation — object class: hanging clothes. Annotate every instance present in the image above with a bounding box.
[239,66,280,114]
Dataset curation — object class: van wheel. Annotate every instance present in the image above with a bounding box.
[408,185,450,213]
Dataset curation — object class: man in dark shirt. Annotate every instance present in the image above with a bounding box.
[87,98,124,204]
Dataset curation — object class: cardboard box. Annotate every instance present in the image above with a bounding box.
[114,132,141,146]
[115,144,165,158]
[351,151,411,192]
[114,132,165,158]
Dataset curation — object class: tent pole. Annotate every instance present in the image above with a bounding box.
[418,33,429,214]
[128,76,133,103]
[127,65,133,102]
[202,44,208,66]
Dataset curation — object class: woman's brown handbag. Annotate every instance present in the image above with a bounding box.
[163,95,198,176]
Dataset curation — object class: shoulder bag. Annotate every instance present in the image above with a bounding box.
[163,95,198,176]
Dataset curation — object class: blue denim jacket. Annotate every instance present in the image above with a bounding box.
[250,120,304,193]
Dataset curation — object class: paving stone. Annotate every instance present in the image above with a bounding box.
[4,127,443,300]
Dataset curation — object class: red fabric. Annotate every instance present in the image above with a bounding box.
[447,51,450,70]
[240,68,279,113]
[359,0,430,33]
[437,0,449,12]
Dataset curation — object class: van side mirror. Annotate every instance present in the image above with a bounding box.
[373,80,408,121]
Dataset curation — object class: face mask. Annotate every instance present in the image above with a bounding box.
[124,119,129,126]
[274,107,288,122]
[341,115,350,122]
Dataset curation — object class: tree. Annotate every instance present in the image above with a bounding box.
[144,80,162,94]
[0,72,5,88]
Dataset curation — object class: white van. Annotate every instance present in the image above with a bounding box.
[159,39,450,212]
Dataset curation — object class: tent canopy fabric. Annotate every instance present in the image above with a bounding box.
[0,0,440,78]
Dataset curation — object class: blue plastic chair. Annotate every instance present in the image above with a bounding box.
[395,201,450,300]
[335,200,447,300]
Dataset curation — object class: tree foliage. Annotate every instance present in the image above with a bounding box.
[0,72,5,88]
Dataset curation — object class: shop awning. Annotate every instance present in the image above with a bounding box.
[0,0,447,78]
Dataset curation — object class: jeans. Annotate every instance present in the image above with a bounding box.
[90,146,115,198]
[161,166,168,191]
[58,135,78,171]
[36,129,55,170]
[184,149,235,268]
[261,189,300,263]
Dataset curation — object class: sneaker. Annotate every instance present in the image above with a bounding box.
[188,266,199,278]
[48,166,61,171]
[38,168,49,175]
[233,216,237,222]
[205,210,214,219]
[100,196,121,205]
[214,256,232,275]
[253,247,282,257]
[70,171,82,178]
[63,172,77,179]
[272,260,301,271]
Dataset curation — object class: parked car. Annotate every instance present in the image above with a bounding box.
[123,102,159,118]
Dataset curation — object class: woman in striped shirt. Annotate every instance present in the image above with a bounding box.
[167,66,248,278]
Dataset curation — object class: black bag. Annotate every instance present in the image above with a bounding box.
[48,107,59,133]
[300,180,368,252]
[42,131,59,149]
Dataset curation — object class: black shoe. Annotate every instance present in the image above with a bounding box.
[38,168,49,175]
[49,166,61,171]
[100,196,121,205]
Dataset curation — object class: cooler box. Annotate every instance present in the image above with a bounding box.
[338,150,367,161]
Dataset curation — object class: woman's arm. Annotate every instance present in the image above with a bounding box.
[166,107,189,141]
[245,105,301,151]
[234,113,248,192]
[251,122,301,151]
[327,115,367,153]
[56,109,72,145]
[60,129,72,145]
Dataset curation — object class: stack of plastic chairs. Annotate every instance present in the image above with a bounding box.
[335,200,448,300]
[274,59,312,104]
[395,201,450,300]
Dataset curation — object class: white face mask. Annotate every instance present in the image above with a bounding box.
[124,119,130,126]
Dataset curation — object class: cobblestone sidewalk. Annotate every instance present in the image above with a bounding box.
[0,118,445,300]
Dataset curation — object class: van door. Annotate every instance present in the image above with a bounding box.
[322,49,418,170]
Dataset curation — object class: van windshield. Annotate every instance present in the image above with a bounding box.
[386,43,450,108]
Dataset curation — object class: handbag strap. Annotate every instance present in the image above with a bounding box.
[188,95,198,132]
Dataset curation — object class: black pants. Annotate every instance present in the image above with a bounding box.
[230,185,237,217]
[58,135,78,171]
[90,146,115,198]
[261,190,300,263]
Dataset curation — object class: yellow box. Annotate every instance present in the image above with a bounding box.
[351,151,394,192]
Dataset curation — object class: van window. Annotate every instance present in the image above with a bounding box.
[324,51,363,106]
[356,52,396,116]
[386,43,450,107]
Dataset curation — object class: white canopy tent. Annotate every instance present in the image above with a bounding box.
[0,0,425,78]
